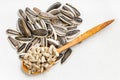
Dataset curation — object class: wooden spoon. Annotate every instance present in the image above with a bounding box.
[22,19,114,74]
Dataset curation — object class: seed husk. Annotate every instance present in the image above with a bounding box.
[19,53,26,59]
[66,3,81,16]
[25,7,37,17]
[62,5,77,17]
[56,53,63,60]
[46,2,61,12]
[17,43,26,53]
[39,12,56,19]
[24,42,32,53]
[47,38,60,46]
[33,7,55,19]
[31,37,40,45]
[58,14,72,25]
[49,9,60,15]
[61,48,72,64]
[6,29,22,36]
[26,21,35,32]
[15,36,32,41]
[53,25,67,36]
[47,29,53,37]
[18,9,27,20]
[8,36,20,49]
[18,18,31,37]
[33,7,41,15]
[38,19,47,29]
[60,9,74,19]
[67,26,77,30]
[47,23,57,40]
[32,29,48,37]
[72,17,82,24]
[34,21,42,29]
[26,13,35,24]
[24,38,40,53]
[66,29,80,38]
[57,36,67,45]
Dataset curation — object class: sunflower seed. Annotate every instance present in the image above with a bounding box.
[60,9,74,19]
[33,7,41,15]
[66,29,80,38]
[67,26,77,30]
[8,36,20,49]
[47,23,57,40]
[57,36,67,45]
[49,9,60,15]
[61,48,72,64]
[31,37,40,45]
[17,43,26,53]
[33,7,55,19]
[38,19,47,29]
[39,12,56,19]
[58,14,72,25]
[47,2,61,12]
[53,25,67,36]
[41,56,46,63]
[18,9,27,20]
[34,21,42,29]
[19,53,26,59]
[66,3,81,16]
[50,17,61,25]
[47,29,53,37]
[25,7,37,17]
[18,18,31,37]
[62,5,76,17]
[24,42,32,53]
[72,17,82,24]
[57,49,68,60]
[6,29,22,36]
[25,38,40,53]
[32,29,48,37]
[26,21,35,32]
[56,53,63,60]
[47,38,60,46]
[26,13,35,24]
[15,36,32,41]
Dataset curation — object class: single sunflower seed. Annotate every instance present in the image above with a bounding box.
[66,3,81,16]
[15,36,32,41]
[66,29,80,38]
[60,9,74,19]
[58,14,72,25]
[32,29,48,37]
[46,2,61,12]
[62,5,76,17]
[17,43,26,53]
[49,9,60,15]
[61,48,72,64]
[25,7,37,17]
[8,36,20,49]
[18,18,31,37]
[18,9,27,20]
[6,29,22,36]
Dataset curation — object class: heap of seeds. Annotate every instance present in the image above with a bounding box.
[6,2,82,74]
[22,45,59,74]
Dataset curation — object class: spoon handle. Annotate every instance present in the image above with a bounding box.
[57,19,114,53]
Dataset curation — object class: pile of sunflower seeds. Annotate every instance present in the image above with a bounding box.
[6,2,82,74]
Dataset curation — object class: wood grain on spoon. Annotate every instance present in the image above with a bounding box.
[57,19,114,53]
[22,19,114,74]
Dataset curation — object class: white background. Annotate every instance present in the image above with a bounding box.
[0,0,120,80]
